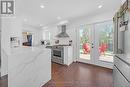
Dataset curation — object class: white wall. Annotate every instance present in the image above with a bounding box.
[1,17,23,76]
[1,18,11,76]
[1,18,22,76]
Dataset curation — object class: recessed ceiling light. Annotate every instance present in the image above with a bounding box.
[40,5,45,8]
[24,19,27,22]
[40,24,43,26]
[57,16,62,20]
[98,5,103,8]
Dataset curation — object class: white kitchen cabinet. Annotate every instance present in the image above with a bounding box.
[64,46,73,65]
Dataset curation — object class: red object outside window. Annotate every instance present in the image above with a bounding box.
[99,43,108,55]
[83,43,90,54]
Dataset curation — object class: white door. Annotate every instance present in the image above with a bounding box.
[77,21,114,69]
[77,24,95,64]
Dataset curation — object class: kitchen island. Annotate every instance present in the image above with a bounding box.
[8,46,51,87]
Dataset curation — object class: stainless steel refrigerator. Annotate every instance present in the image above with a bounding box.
[113,0,130,87]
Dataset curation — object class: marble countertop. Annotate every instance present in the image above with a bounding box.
[8,46,48,55]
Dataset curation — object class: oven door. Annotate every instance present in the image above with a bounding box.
[53,49,62,58]
[52,49,64,64]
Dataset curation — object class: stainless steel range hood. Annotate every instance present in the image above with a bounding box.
[56,25,69,38]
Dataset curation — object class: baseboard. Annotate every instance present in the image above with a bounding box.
[76,61,113,70]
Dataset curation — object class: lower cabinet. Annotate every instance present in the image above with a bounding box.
[113,66,130,87]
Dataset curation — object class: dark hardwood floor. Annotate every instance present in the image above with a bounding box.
[0,75,8,87]
[42,62,113,87]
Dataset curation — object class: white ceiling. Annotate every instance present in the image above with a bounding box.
[16,0,121,26]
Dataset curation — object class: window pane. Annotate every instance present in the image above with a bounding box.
[79,25,91,60]
[98,21,114,62]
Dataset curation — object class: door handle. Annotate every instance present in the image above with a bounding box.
[91,43,94,48]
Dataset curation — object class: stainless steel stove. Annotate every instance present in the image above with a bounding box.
[52,45,64,64]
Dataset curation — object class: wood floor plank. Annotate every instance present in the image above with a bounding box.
[42,62,113,87]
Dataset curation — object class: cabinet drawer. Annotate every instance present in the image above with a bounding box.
[114,56,130,82]
[113,66,130,87]
[52,57,63,64]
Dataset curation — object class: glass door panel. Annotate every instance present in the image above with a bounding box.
[79,25,91,60]
[95,21,114,63]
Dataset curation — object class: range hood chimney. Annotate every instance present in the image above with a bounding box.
[56,25,69,38]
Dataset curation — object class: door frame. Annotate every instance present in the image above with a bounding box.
[76,20,113,69]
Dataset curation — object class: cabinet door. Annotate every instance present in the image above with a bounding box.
[114,56,130,82]
[113,66,130,87]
